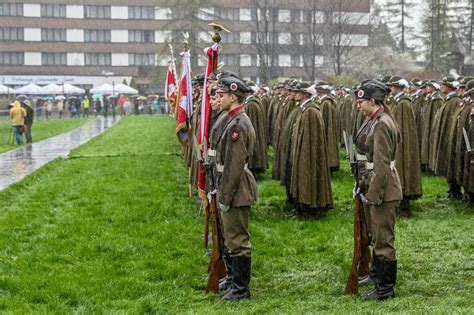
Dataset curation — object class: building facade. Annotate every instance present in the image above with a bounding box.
[0,0,370,89]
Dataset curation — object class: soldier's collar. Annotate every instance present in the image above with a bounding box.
[227,104,244,119]
[369,106,383,120]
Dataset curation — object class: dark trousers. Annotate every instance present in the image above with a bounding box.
[25,123,32,143]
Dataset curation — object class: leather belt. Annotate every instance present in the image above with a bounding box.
[208,149,216,157]
[216,163,248,173]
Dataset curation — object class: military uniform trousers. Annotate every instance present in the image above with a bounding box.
[364,200,398,261]
[221,206,251,258]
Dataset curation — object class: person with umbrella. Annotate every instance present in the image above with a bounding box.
[21,99,34,143]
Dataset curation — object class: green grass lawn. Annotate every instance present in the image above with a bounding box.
[0,115,471,313]
[0,117,93,153]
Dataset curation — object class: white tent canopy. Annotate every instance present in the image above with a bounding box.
[90,83,138,95]
[0,84,14,94]
[13,84,46,95]
[114,83,138,95]
[61,83,85,94]
[42,83,63,94]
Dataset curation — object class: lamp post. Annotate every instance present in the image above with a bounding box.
[101,70,115,96]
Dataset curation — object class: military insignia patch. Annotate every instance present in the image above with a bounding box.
[231,130,239,140]
[357,90,364,98]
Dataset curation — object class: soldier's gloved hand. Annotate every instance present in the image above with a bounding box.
[218,203,230,212]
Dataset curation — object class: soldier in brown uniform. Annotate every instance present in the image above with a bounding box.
[386,76,422,216]
[354,80,402,300]
[462,80,474,205]
[215,76,257,301]
[434,77,463,198]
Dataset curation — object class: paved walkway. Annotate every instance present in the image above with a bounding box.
[0,116,120,191]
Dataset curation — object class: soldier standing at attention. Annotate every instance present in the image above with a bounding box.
[215,76,257,301]
[354,80,402,300]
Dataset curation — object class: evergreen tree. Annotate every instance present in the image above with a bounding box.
[383,0,416,53]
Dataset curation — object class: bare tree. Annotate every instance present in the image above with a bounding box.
[383,0,416,53]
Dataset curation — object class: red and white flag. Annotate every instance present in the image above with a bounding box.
[175,50,193,144]
[197,43,219,193]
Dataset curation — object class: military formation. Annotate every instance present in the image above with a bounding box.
[174,69,474,301]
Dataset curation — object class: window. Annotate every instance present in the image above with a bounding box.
[197,8,214,20]
[278,9,291,23]
[155,8,171,20]
[85,29,111,42]
[215,8,239,20]
[240,55,251,67]
[240,8,251,21]
[85,53,111,66]
[220,32,239,44]
[0,28,23,41]
[41,29,66,42]
[42,53,67,65]
[129,30,154,43]
[0,52,24,65]
[41,4,66,18]
[129,53,155,66]
[155,30,171,43]
[240,32,251,44]
[220,54,238,66]
[278,55,291,67]
[278,33,291,45]
[85,6,111,19]
[292,55,303,67]
[0,3,23,16]
[129,6,154,19]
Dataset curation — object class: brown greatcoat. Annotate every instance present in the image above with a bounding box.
[338,94,355,144]
[446,100,466,184]
[266,95,281,146]
[280,101,303,187]
[319,95,340,171]
[434,93,462,176]
[453,99,473,185]
[462,103,474,192]
[421,92,443,166]
[391,93,422,199]
[411,93,425,153]
[216,109,258,207]
[189,94,202,190]
[272,98,296,180]
[290,102,333,210]
[245,95,268,174]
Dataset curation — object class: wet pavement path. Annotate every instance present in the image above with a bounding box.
[0,116,120,191]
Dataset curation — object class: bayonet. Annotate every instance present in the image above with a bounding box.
[202,137,210,165]
[343,130,349,157]
[348,134,355,163]
[463,127,471,151]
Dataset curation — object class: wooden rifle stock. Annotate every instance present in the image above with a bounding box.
[206,195,226,293]
[345,191,371,294]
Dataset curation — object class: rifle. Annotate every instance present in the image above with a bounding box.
[202,138,226,293]
[343,131,371,295]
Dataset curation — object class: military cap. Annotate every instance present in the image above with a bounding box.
[380,75,392,83]
[426,80,441,90]
[245,80,259,93]
[216,76,252,95]
[208,71,219,82]
[411,78,422,87]
[216,70,238,81]
[192,74,205,85]
[355,80,390,103]
[388,75,409,88]
[441,76,458,89]
[296,81,312,94]
[315,81,331,93]
[419,80,429,88]
[459,76,474,87]
[467,80,474,94]
[289,80,301,91]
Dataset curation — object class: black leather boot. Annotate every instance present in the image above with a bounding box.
[360,259,396,300]
[221,256,251,301]
[359,255,377,287]
[219,249,233,293]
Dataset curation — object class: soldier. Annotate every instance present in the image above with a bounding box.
[290,83,333,218]
[315,81,340,172]
[337,87,355,146]
[244,81,268,178]
[462,80,474,205]
[215,76,257,301]
[426,81,444,172]
[354,80,402,300]
[386,76,422,216]
[410,78,425,155]
[433,76,463,198]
